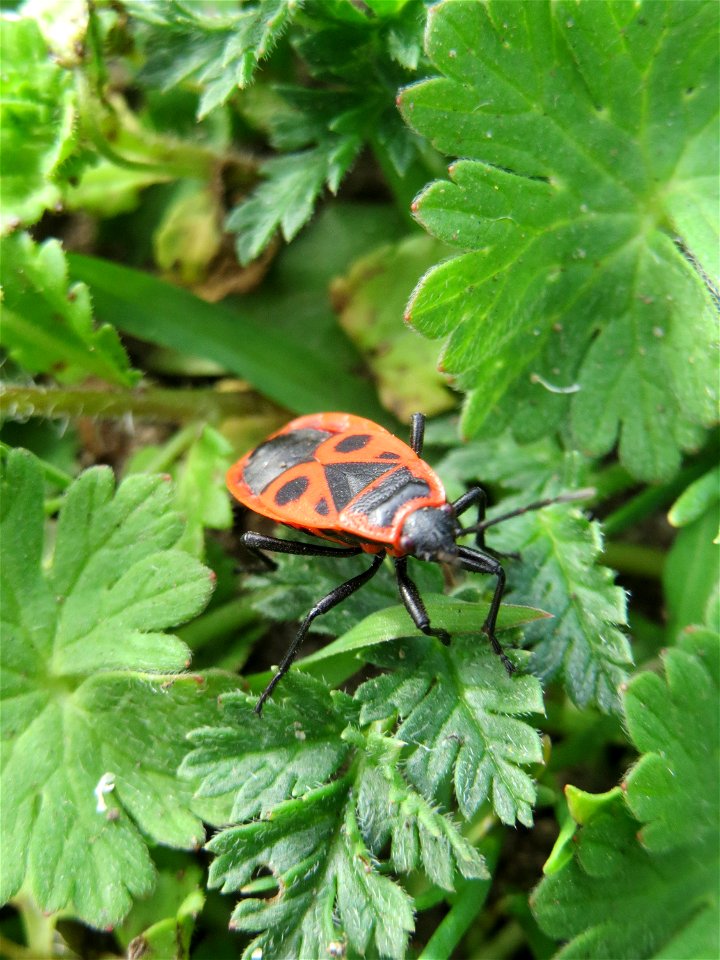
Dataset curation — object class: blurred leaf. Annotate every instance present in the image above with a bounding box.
[0,450,231,927]
[331,235,456,421]
[401,0,719,481]
[20,0,88,63]
[663,502,720,637]
[153,181,223,285]
[0,233,139,387]
[127,0,301,118]
[0,16,79,232]
[68,252,388,421]
[175,426,234,556]
[668,465,720,533]
[533,628,719,959]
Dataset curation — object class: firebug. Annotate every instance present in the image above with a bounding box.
[228,412,565,714]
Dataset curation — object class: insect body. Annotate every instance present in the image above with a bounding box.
[227,412,511,714]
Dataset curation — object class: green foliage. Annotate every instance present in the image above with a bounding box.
[1,0,717,956]
[183,671,498,959]
[0,233,138,387]
[0,449,224,928]
[401,0,719,481]
[128,0,302,119]
[533,628,719,958]
[0,17,79,233]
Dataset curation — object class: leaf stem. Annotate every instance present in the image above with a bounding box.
[0,385,273,424]
[601,542,666,579]
[603,450,718,537]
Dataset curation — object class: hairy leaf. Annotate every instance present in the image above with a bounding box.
[533,628,719,958]
[0,233,138,387]
[401,0,719,481]
[0,450,222,927]
[184,672,491,959]
[357,636,544,825]
[127,0,300,118]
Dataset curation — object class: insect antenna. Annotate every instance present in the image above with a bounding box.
[458,487,596,537]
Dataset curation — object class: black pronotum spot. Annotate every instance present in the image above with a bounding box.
[324,462,394,510]
[334,434,371,453]
[377,451,401,459]
[274,475,310,505]
[349,467,431,528]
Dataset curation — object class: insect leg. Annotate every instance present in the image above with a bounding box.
[242,531,362,570]
[255,550,386,715]
[393,556,451,644]
[451,486,487,548]
[456,545,514,675]
[410,413,425,456]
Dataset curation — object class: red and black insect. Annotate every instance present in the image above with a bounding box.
[228,412,517,714]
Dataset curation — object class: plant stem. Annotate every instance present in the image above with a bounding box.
[177,597,260,650]
[0,385,273,424]
[418,877,494,960]
[11,892,56,959]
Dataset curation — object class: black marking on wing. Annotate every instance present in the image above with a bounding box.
[334,434,371,453]
[315,498,330,516]
[324,462,395,511]
[244,429,331,494]
[378,451,401,459]
[349,467,431,528]
[274,475,310,506]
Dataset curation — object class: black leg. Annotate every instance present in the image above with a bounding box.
[456,545,514,675]
[394,556,450,644]
[410,413,425,456]
[255,550,386,715]
[242,531,362,570]
[451,486,487,548]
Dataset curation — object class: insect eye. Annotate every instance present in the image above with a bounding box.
[440,503,453,515]
[400,535,413,552]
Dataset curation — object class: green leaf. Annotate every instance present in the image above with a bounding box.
[356,636,544,826]
[400,0,719,481]
[668,465,720,532]
[331,235,456,420]
[504,500,631,713]
[226,138,362,265]
[175,426,234,556]
[435,436,631,713]
[184,672,491,959]
[0,17,78,233]
[532,629,719,959]
[127,0,301,118]
[663,502,720,637]
[0,233,139,387]
[0,449,224,927]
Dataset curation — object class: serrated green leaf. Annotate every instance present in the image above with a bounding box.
[0,17,78,232]
[356,636,544,825]
[532,629,719,959]
[0,450,224,927]
[226,138,361,265]
[504,502,631,713]
[0,233,139,387]
[127,0,301,119]
[400,0,719,481]
[185,671,492,958]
